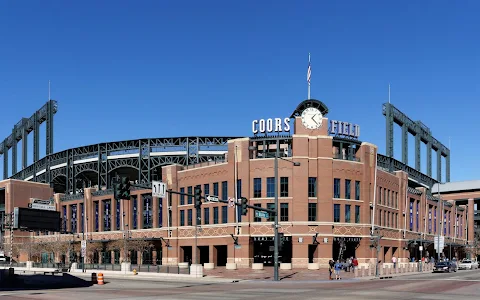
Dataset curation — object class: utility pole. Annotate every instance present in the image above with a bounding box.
[273,151,279,282]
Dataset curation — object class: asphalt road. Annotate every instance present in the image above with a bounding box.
[1,269,480,299]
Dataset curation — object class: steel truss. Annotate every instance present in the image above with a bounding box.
[9,136,239,195]
[377,153,437,188]
[0,100,57,179]
[383,103,450,182]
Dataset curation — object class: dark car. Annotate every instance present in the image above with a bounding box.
[433,261,457,273]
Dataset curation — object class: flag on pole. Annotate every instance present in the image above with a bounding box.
[307,54,311,84]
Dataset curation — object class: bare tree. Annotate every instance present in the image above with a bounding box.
[85,241,104,264]
[44,240,70,263]
[106,239,152,263]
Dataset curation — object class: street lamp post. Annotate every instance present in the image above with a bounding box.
[273,151,300,282]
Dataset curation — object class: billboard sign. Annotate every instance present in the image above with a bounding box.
[13,207,61,232]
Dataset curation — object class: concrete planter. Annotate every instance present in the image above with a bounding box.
[307,263,319,270]
[280,263,292,270]
[203,263,215,270]
[251,263,264,270]
[226,263,237,270]
[189,264,203,278]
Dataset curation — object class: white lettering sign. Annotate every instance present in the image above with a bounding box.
[329,120,360,138]
[252,117,290,134]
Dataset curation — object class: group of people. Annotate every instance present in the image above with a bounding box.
[328,257,358,280]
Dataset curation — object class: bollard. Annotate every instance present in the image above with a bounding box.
[91,272,97,284]
[97,273,104,285]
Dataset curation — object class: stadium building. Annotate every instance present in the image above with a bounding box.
[0,99,478,268]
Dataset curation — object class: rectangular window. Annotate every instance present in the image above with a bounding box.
[204,183,210,197]
[355,205,360,223]
[158,197,163,228]
[187,209,193,226]
[409,200,413,231]
[416,201,419,231]
[254,203,261,222]
[104,200,111,231]
[204,207,210,225]
[222,181,228,200]
[267,203,275,222]
[266,177,275,197]
[81,203,84,232]
[180,187,185,205]
[378,187,382,205]
[308,177,317,197]
[308,203,317,221]
[355,181,360,200]
[345,204,351,223]
[387,211,390,227]
[116,200,120,230]
[222,206,228,223]
[334,204,340,222]
[62,205,67,231]
[180,210,185,226]
[280,177,289,197]
[253,178,262,198]
[187,186,193,204]
[345,179,351,199]
[142,195,152,229]
[280,203,289,221]
[334,178,341,198]
[213,182,219,197]
[94,202,99,232]
[71,205,77,233]
[132,196,138,229]
[213,207,219,224]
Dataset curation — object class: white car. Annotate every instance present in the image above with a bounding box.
[457,259,479,270]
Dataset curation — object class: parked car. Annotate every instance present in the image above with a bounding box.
[458,259,479,270]
[433,261,457,273]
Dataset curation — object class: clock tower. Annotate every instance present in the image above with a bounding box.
[290,99,330,136]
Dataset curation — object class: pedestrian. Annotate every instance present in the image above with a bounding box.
[328,259,334,280]
[352,257,359,274]
[334,260,342,280]
[392,256,397,269]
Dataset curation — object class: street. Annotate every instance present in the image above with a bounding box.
[1,269,480,299]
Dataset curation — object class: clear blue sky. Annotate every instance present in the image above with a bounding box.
[0,0,479,182]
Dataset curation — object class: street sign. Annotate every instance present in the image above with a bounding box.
[28,198,56,211]
[255,210,269,219]
[28,203,56,211]
[228,197,235,208]
[81,240,86,249]
[152,181,167,198]
[206,195,219,202]
[81,248,86,257]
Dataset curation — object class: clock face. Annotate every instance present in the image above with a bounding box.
[301,107,322,129]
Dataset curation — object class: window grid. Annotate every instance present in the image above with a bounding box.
[280,203,289,221]
[308,177,317,197]
[308,203,317,221]
[280,177,288,197]
[253,178,262,198]
[334,178,341,198]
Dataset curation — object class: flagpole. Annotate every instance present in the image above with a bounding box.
[307,53,311,99]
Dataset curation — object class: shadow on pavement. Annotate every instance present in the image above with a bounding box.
[0,273,94,291]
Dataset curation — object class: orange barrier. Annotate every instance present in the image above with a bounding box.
[97,273,104,285]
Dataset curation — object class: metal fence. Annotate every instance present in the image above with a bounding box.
[130,264,190,275]
[0,262,26,268]
[78,263,121,271]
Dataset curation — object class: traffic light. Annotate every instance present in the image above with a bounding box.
[194,186,202,209]
[114,177,131,200]
[278,232,285,251]
[240,197,248,215]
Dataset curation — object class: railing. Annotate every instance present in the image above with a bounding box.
[78,263,121,271]
[130,264,190,274]
[0,262,26,268]
[32,262,64,268]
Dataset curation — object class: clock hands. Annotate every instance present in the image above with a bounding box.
[311,114,318,125]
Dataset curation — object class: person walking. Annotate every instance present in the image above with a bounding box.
[352,257,359,274]
[392,256,397,269]
[334,260,343,280]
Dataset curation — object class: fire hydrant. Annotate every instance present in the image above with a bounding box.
[133,269,138,275]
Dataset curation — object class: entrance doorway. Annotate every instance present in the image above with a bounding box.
[181,246,192,264]
[215,245,227,266]
[333,237,361,261]
[199,246,209,265]
[308,244,318,263]
[253,236,292,266]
